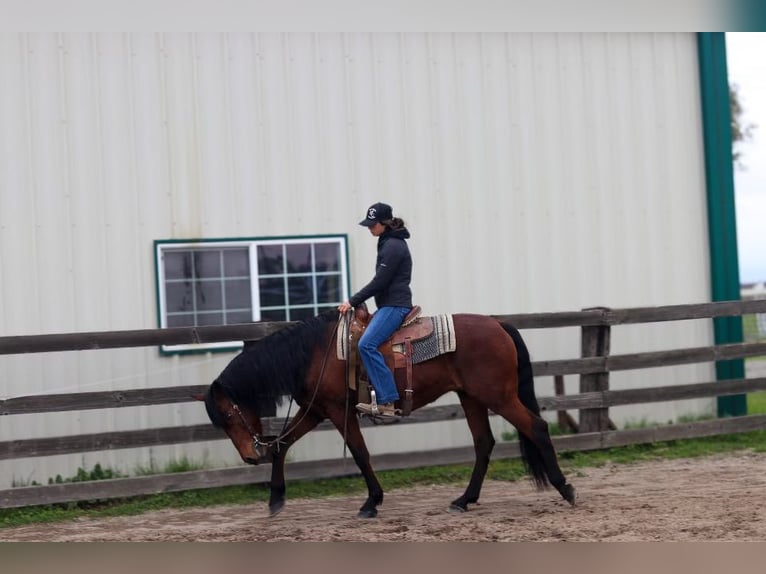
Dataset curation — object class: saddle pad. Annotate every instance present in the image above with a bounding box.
[337,314,456,362]
[401,314,456,364]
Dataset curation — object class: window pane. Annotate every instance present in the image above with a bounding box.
[195,251,221,279]
[164,251,192,280]
[317,305,337,314]
[290,307,315,321]
[259,277,285,306]
[166,282,194,312]
[196,312,224,326]
[316,275,341,303]
[226,310,252,324]
[223,248,250,276]
[288,276,313,305]
[261,309,286,321]
[257,245,284,274]
[167,314,195,328]
[225,279,252,309]
[314,243,341,272]
[195,281,222,311]
[285,243,312,272]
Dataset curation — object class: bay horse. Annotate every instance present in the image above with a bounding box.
[201,310,576,518]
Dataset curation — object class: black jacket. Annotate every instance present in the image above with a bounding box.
[349,227,413,309]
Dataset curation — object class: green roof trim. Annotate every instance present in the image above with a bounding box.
[697,33,745,417]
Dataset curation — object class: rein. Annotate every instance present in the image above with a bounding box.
[228,314,345,456]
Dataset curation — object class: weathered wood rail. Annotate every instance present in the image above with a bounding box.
[1,299,766,509]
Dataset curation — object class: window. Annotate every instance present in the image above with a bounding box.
[155,236,349,353]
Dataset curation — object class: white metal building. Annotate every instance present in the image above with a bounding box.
[0,33,739,487]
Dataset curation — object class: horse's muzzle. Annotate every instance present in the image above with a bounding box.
[247,436,277,464]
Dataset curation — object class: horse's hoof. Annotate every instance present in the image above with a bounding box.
[357,508,378,519]
[448,504,467,514]
[269,500,285,517]
[562,484,577,507]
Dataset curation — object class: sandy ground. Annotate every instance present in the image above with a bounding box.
[2,450,766,541]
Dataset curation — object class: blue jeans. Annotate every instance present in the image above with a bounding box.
[358,306,410,404]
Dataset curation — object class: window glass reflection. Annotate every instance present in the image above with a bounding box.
[288,276,313,305]
[195,251,221,279]
[258,245,284,274]
[285,243,312,272]
[164,251,192,280]
[259,277,285,306]
[314,243,341,272]
[223,249,250,276]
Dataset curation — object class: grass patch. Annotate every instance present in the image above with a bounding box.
[133,457,207,476]
[3,429,766,530]
[748,392,766,415]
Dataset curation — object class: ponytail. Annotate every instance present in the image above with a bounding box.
[383,217,406,230]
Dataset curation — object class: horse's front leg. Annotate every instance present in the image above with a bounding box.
[450,392,494,512]
[267,406,322,516]
[326,407,384,518]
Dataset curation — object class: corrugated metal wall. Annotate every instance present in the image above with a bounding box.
[0,33,714,487]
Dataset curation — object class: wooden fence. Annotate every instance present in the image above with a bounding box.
[2,299,766,509]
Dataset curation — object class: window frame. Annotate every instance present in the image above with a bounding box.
[154,234,350,354]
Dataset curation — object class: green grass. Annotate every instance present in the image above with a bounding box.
[748,391,766,414]
[133,456,207,476]
[3,428,766,530]
[742,314,766,343]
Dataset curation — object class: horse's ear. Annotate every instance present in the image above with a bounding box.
[192,393,205,401]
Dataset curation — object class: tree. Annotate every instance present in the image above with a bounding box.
[730,82,756,170]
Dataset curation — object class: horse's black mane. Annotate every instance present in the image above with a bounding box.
[205,310,338,426]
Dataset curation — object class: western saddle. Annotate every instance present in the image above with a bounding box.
[346,303,433,417]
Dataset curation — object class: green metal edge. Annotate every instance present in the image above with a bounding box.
[697,33,746,416]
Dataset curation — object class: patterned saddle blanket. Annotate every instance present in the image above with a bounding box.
[336,312,456,363]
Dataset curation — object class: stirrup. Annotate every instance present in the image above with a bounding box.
[356,402,400,418]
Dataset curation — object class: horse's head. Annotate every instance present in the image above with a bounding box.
[200,380,274,465]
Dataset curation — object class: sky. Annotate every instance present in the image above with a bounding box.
[726,33,766,285]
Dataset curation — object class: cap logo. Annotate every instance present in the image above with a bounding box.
[367,208,377,220]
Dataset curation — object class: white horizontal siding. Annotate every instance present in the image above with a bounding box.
[0,33,714,487]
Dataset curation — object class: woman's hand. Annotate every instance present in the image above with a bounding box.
[337,301,353,314]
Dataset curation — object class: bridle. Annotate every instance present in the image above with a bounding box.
[227,402,274,459]
[221,313,347,460]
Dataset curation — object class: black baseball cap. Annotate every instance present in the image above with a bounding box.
[359,202,393,227]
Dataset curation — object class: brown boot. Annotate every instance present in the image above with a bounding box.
[356,402,400,418]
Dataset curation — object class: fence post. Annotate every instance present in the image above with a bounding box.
[554,375,579,433]
[579,307,612,433]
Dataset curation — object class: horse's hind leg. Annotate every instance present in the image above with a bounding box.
[449,392,495,513]
[495,398,576,506]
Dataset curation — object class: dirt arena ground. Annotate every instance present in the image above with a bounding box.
[2,450,766,541]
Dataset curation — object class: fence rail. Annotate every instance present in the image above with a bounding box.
[3,299,766,355]
[1,299,766,509]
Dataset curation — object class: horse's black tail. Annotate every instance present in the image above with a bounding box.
[500,322,550,489]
